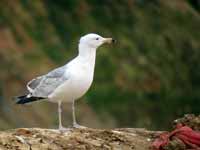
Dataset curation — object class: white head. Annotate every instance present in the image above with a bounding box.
[79,33,115,49]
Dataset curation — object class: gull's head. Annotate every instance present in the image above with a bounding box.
[79,33,115,49]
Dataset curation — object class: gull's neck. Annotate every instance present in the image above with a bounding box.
[77,43,96,70]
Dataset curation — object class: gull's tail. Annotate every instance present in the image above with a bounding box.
[15,95,45,104]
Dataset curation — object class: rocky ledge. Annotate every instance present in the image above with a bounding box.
[0,127,160,150]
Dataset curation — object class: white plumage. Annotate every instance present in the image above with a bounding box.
[16,33,115,131]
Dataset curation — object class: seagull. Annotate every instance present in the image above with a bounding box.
[15,33,115,131]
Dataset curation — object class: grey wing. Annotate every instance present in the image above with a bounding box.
[27,76,44,92]
[28,65,69,97]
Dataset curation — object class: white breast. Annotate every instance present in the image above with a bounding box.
[68,64,94,98]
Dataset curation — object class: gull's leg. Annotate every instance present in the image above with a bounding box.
[72,100,77,125]
[58,101,69,132]
[72,100,86,128]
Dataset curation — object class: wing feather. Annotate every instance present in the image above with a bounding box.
[27,76,44,92]
[27,65,69,97]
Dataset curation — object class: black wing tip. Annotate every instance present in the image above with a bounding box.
[16,100,25,104]
[12,95,26,104]
[14,95,45,105]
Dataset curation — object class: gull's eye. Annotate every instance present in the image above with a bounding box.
[96,38,99,40]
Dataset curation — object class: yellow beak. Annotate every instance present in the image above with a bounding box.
[103,38,116,44]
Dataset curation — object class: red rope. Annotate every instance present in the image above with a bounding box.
[152,124,200,150]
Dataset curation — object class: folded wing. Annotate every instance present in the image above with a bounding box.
[27,65,69,98]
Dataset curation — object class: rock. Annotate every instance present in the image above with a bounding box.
[0,128,160,150]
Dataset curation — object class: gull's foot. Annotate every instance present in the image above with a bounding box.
[73,123,87,129]
[58,126,72,133]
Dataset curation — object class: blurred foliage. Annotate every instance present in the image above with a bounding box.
[0,0,199,130]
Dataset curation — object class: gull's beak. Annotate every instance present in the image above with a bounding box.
[103,38,116,44]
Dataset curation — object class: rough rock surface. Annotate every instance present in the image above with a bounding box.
[0,114,199,150]
[0,128,161,150]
